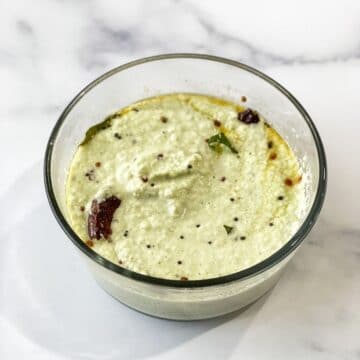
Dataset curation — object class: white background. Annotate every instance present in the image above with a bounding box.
[1,1,359,359]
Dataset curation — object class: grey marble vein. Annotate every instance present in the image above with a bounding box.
[180,0,360,66]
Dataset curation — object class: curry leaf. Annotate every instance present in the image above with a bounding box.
[80,114,118,146]
[224,225,233,234]
[208,132,238,154]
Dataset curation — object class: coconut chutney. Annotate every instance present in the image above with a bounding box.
[66,93,305,280]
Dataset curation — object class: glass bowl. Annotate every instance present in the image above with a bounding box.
[44,54,327,320]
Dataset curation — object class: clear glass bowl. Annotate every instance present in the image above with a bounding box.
[44,54,327,320]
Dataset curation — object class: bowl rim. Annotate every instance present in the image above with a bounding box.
[44,53,327,288]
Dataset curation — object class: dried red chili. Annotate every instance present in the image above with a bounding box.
[88,196,121,239]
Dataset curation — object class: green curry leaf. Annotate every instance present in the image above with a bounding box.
[207,132,238,154]
[80,114,118,146]
[224,225,233,234]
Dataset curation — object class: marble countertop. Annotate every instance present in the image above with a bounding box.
[1,1,359,359]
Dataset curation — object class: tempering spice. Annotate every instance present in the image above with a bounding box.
[85,169,95,181]
[88,196,121,240]
[208,132,238,154]
[269,153,277,160]
[238,109,260,124]
[86,239,94,247]
[224,225,233,234]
